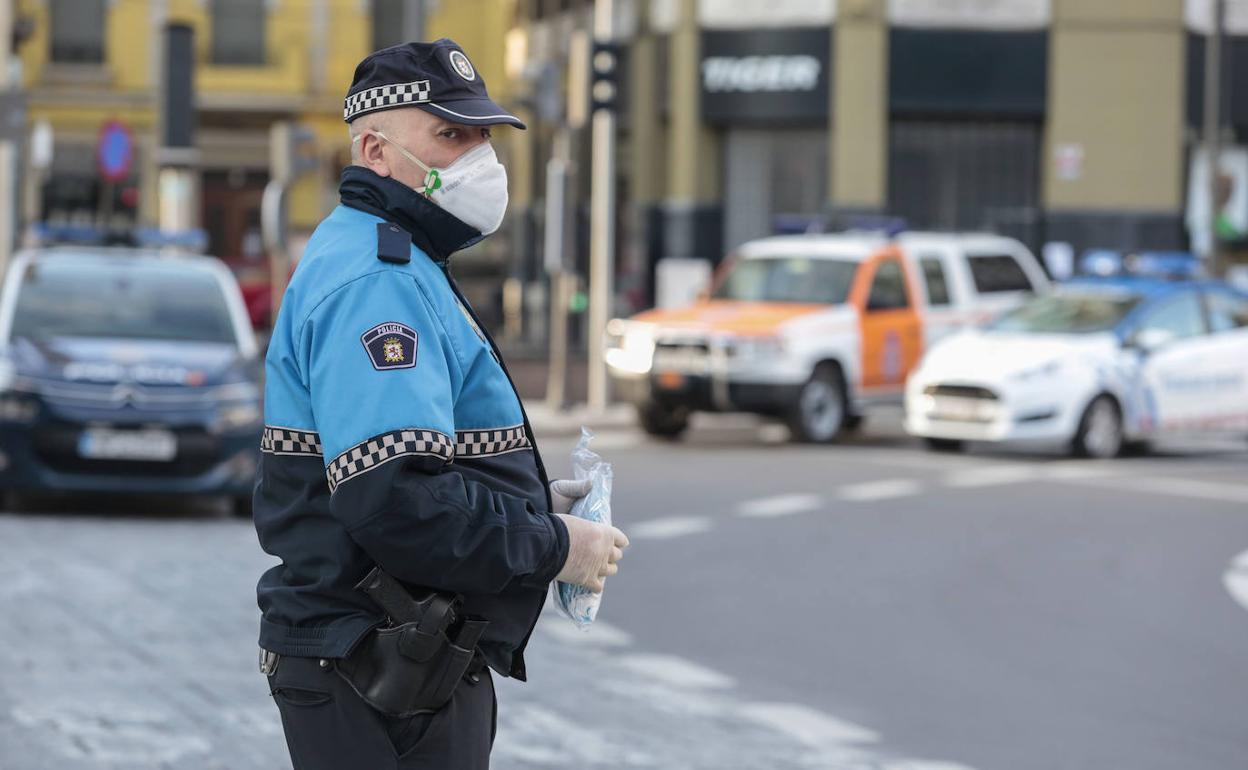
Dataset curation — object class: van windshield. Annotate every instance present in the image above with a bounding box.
[713,257,857,304]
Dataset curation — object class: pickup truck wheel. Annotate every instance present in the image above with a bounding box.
[1071,395,1123,459]
[637,402,690,439]
[788,366,846,444]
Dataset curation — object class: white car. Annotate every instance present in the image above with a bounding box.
[905,277,1248,457]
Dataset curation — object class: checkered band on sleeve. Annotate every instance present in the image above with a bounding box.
[261,426,323,457]
[326,428,454,492]
[343,80,432,121]
[455,425,531,458]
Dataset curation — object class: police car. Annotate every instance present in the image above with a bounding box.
[606,231,1048,441]
[0,247,263,513]
[905,277,1248,457]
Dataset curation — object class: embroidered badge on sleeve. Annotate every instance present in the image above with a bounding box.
[361,322,418,370]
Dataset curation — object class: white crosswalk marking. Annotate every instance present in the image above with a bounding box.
[944,464,1039,488]
[838,478,924,502]
[1224,549,1248,612]
[628,516,712,539]
[737,702,880,747]
[737,493,824,518]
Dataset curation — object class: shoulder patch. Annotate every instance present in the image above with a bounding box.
[361,322,418,370]
[376,222,411,264]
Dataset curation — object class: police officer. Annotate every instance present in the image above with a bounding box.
[253,39,629,769]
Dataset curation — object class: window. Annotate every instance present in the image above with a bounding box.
[992,293,1141,334]
[918,256,951,306]
[50,0,105,64]
[866,260,909,311]
[373,0,407,52]
[1207,291,1248,333]
[11,258,237,346]
[1135,293,1207,343]
[212,0,267,66]
[713,257,857,305]
[967,254,1034,294]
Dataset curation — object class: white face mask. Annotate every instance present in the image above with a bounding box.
[355,131,510,236]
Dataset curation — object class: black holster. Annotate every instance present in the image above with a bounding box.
[335,569,489,718]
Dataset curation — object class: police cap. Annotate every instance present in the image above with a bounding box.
[344,38,526,129]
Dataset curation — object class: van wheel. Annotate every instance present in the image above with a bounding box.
[788,365,846,443]
[637,402,689,439]
[1071,395,1123,459]
[924,437,964,453]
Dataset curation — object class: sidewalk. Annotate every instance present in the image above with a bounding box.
[522,401,635,438]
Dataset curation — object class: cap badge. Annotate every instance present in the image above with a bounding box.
[449,50,476,82]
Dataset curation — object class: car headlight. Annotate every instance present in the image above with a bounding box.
[605,320,656,375]
[727,335,785,359]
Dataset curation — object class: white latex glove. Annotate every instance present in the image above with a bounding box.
[550,478,593,514]
[554,514,629,594]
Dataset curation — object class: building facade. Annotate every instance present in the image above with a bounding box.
[15,0,513,280]
[507,0,1236,317]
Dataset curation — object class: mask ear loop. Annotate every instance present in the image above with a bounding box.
[353,131,443,197]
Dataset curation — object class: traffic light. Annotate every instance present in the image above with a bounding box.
[590,41,619,113]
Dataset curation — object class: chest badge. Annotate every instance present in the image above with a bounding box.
[362,322,418,370]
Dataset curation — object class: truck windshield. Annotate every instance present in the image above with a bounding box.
[991,293,1141,334]
[713,257,857,304]
[9,256,238,345]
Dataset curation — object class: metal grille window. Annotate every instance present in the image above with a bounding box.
[966,254,1033,294]
[919,256,951,306]
[211,0,267,66]
[50,0,105,64]
[888,121,1040,241]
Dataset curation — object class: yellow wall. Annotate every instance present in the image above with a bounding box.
[1045,0,1186,211]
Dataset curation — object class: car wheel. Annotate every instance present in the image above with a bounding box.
[231,496,254,519]
[1071,395,1123,459]
[924,437,965,453]
[637,402,690,440]
[843,414,865,433]
[788,365,846,444]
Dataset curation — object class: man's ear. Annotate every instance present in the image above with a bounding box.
[360,132,391,178]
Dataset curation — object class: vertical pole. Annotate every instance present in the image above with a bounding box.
[587,0,616,412]
[545,129,570,409]
[0,0,15,277]
[1204,0,1225,275]
[404,0,426,43]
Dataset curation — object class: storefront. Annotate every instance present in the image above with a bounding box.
[701,27,832,252]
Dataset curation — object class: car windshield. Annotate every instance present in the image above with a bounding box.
[9,256,238,345]
[991,292,1142,334]
[713,256,857,304]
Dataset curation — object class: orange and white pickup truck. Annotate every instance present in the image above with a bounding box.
[605,232,1049,441]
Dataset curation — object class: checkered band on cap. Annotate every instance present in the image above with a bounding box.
[326,428,453,492]
[455,426,531,458]
[344,80,432,121]
[261,426,323,457]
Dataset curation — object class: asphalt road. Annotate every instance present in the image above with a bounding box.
[1,412,1246,769]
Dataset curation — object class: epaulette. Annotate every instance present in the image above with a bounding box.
[376,222,411,264]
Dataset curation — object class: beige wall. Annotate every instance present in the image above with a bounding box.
[666,0,719,204]
[1045,0,1186,212]
[830,0,887,211]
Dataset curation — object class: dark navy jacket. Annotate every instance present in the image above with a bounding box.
[254,168,569,680]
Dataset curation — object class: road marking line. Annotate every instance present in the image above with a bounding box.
[838,479,924,502]
[737,702,879,747]
[617,653,736,689]
[628,516,712,540]
[736,493,824,518]
[540,617,633,647]
[1224,549,1248,612]
[944,464,1039,488]
[883,762,979,770]
[1070,475,1248,505]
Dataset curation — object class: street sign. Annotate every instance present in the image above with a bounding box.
[97,121,134,183]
